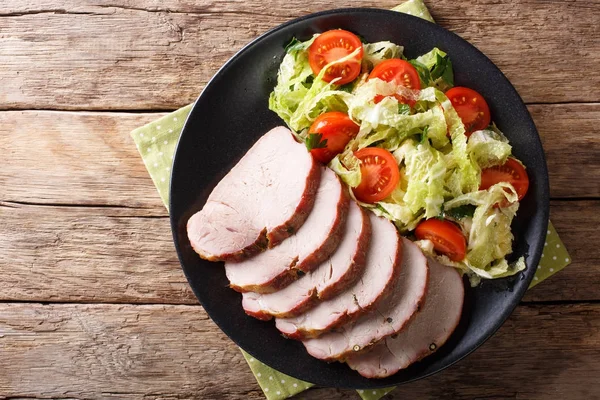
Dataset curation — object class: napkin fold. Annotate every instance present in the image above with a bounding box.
[130,1,571,398]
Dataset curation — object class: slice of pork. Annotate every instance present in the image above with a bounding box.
[346,258,464,378]
[242,201,371,319]
[275,213,402,339]
[302,238,429,361]
[187,126,320,262]
[225,167,349,293]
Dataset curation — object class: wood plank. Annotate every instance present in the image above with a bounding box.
[0,302,598,399]
[1,0,599,110]
[1,105,598,211]
[530,104,600,199]
[0,199,597,305]
[0,111,168,209]
[0,202,194,304]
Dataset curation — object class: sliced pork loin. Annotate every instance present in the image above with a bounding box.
[346,258,464,379]
[225,167,349,293]
[275,213,402,339]
[302,238,429,362]
[187,126,320,262]
[242,201,371,320]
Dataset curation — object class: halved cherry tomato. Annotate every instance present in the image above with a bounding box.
[415,219,467,262]
[308,30,363,85]
[352,147,400,203]
[446,87,491,136]
[368,59,421,106]
[308,112,360,164]
[480,157,530,204]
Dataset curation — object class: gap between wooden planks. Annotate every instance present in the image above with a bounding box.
[0,0,599,109]
[0,302,598,400]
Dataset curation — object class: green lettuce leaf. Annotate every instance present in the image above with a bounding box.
[395,139,447,218]
[329,151,362,187]
[467,128,512,168]
[437,90,480,196]
[445,182,520,270]
[362,41,404,70]
[469,256,526,281]
[410,48,454,91]
[268,37,316,128]
[373,201,422,232]
[346,82,449,150]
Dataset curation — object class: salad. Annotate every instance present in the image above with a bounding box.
[269,29,530,285]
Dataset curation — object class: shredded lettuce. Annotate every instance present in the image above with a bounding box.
[410,48,454,92]
[468,128,512,168]
[346,82,449,150]
[268,37,316,127]
[470,257,526,281]
[395,139,447,218]
[362,41,404,69]
[373,202,422,232]
[438,90,480,196]
[329,151,361,187]
[445,182,520,271]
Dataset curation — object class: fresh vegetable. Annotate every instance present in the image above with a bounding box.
[415,218,467,261]
[368,59,421,105]
[437,89,480,196]
[269,33,529,284]
[445,87,491,135]
[410,48,454,92]
[353,147,400,203]
[362,41,404,69]
[443,182,519,271]
[304,133,328,151]
[396,138,447,218]
[307,112,359,163]
[442,204,476,220]
[308,30,364,85]
[480,157,530,203]
[467,128,512,169]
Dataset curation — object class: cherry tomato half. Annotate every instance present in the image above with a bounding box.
[446,87,491,136]
[308,112,359,164]
[352,147,400,203]
[368,59,421,106]
[308,30,363,85]
[415,219,467,262]
[480,157,530,204]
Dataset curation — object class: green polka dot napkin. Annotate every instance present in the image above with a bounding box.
[529,221,570,288]
[130,1,571,398]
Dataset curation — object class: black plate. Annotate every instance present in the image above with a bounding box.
[170,8,549,389]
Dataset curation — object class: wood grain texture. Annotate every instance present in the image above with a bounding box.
[1,0,599,110]
[0,111,168,209]
[0,199,597,304]
[1,105,598,213]
[532,103,600,199]
[0,302,598,399]
[0,202,193,304]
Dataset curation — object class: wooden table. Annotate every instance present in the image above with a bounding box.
[1,1,599,399]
